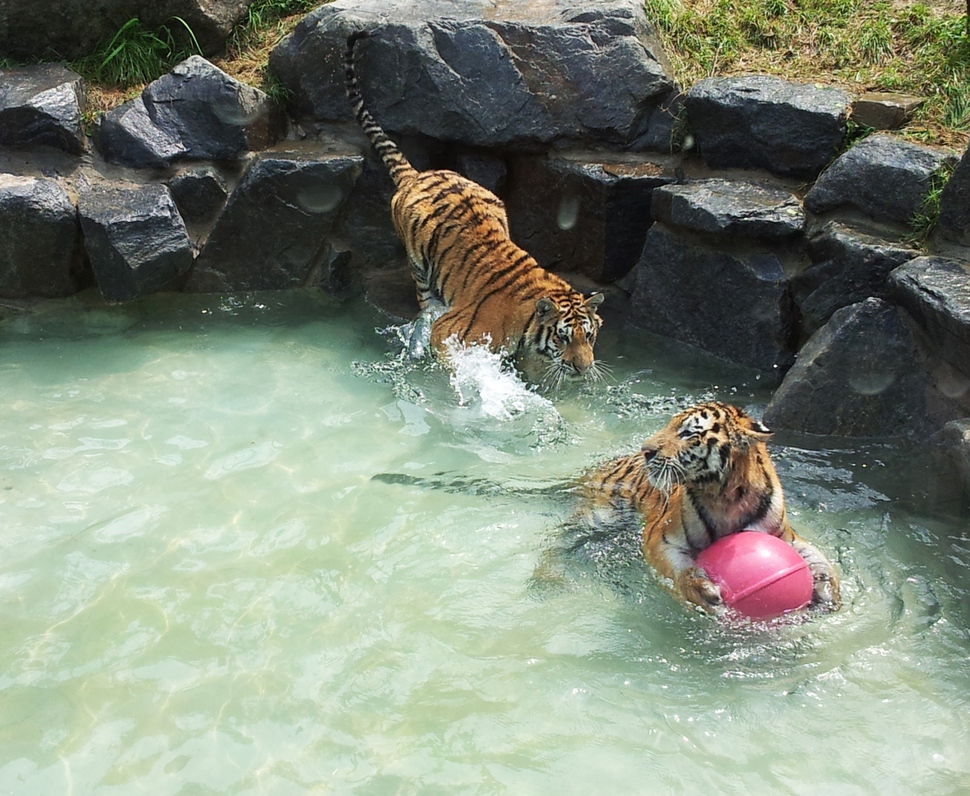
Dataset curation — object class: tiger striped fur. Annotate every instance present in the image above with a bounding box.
[585,402,841,614]
[346,30,605,386]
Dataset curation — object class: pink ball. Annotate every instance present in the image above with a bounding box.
[696,531,813,619]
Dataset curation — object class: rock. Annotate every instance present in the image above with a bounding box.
[792,221,918,337]
[937,139,970,247]
[764,298,931,437]
[0,64,86,155]
[804,133,955,226]
[455,150,508,197]
[0,174,88,297]
[650,178,804,240]
[629,224,795,371]
[269,0,676,149]
[0,0,254,61]
[683,75,849,179]
[166,166,229,226]
[850,92,923,131]
[78,183,193,302]
[95,56,283,169]
[889,256,970,378]
[184,141,364,292]
[943,419,970,498]
[506,153,676,283]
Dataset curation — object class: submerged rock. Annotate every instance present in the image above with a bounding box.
[185,141,364,292]
[0,64,86,155]
[0,174,88,297]
[684,75,849,179]
[269,0,676,149]
[78,184,194,302]
[95,56,283,169]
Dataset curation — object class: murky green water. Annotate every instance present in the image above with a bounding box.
[1,291,968,794]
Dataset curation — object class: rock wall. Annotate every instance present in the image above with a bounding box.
[1,0,969,498]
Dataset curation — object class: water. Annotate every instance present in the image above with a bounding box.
[0,290,968,794]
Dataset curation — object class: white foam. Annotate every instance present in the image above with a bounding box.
[444,336,556,422]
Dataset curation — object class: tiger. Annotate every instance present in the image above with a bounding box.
[584,401,841,614]
[345,30,605,387]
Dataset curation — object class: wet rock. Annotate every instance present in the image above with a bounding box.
[764,298,931,437]
[95,56,283,169]
[850,92,923,131]
[650,178,804,240]
[937,139,970,247]
[269,0,676,149]
[506,153,676,283]
[683,75,849,179]
[0,174,88,298]
[166,166,229,226]
[793,221,918,337]
[943,419,970,498]
[628,224,795,371]
[0,64,86,155]
[804,133,955,226]
[889,256,970,379]
[0,0,253,61]
[185,141,364,293]
[78,183,193,302]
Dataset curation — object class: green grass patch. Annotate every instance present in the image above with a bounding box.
[645,0,970,147]
[73,17,202,87]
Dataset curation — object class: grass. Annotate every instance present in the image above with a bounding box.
[907,160,958,243]
[644,0,970,148]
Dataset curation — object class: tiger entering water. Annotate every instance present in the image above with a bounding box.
[345,30,606,387]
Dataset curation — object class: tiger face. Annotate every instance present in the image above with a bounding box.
[641,402,773,494]
[531,292,605,387]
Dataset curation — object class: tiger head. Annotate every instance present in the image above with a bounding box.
[529,292,605,387]
[640,402,773,494]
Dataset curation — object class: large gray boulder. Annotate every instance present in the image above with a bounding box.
[269,0,677,150]
[184,142,364,293]
[78,184,194,302]
[804,133,955,226]
[764,298,932,438]
[629,225,795,372]
[792,221,918,338]
[0,0,254,61]
[889,256,970,379]
[0,174,88,298]
[650,178,804,239]
[683,75,849,179]
[505,153,676,283]
[95,56,283,169]
[937,139,970,247]
[0,64,86,155]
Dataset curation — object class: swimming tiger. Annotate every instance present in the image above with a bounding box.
[345,30,605,386]
[584,402,841,613]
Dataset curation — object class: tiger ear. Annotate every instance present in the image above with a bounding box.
[535,297,561,323]
[585,292,605,309]
[742,419,773,443]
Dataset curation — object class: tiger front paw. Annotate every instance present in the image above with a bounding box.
[811,572,842,612]
[676,567,723,613]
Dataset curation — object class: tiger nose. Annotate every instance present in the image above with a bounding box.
[641,443,659,462]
